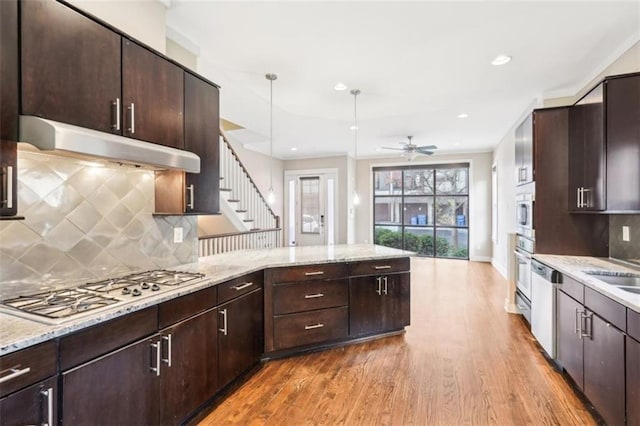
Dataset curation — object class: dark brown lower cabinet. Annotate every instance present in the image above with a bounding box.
[349,272,410,337]
[583,313,625,426]
[160,308,218,425]
[0,376,57,426]
[218,288,264,389]
[556,290,584,389]
[628,337,640,426]
[62,335,161,425]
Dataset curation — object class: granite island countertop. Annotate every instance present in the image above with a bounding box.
[533,254,640,312]
[0,244,413,355]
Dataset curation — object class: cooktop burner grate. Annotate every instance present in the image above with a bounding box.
[1,288,121,319]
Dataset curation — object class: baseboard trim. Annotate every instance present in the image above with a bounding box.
[492,259,508,279]
[504,298,518,313]
[470,256,492,263]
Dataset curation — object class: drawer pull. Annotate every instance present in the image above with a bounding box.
[231,282,253,291]
[304,323,325,330]
[304,293,324,299]
[304,271,325,276]
[373,265,392,270]
[0,366,31,384]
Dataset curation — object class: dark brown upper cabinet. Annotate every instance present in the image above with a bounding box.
[515,114,534,186]
[569,73,640,213]
[21,0,122,135]
[122,40,184,150]
[0,0,19,217]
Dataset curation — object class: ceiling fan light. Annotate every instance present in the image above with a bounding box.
[334,82,348,91]
[491,54,512,66]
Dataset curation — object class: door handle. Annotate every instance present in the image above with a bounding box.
[376,277,382,296]
[127,102,135,134]
[41,387,54,426]
[219,309,228,336]
[150,340,161,376]
[112,98,121,131]
[1,166,13,209]
[161,334,172,367]
[383,276,388,295]
[186,184,195,210]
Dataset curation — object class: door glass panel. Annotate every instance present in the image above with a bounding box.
[404,227,434,256]
[435,168,468,195]
[287,179,296,245]
[374,226,403,249]
[404,169,434,195]
[300,177,320,234]
[435,228,469,258]
[403,196,433,226]
[435,196,468,227]
[374,170,403,195]
[327,178,334,245]
[374,197,402,225]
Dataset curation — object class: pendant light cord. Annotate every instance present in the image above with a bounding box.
[269,77,273,190]
[351,89,361,205]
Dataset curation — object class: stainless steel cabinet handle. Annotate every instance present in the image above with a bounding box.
[383,276,388,295]
[575,309,581,336]
[576,188,581,208]
[373,265,392,270]
[0,366,30,384]
[304,323,324,330]
[376,276,382,296]
[127,102,135,134]
[304,271,324,276]
[582,188,591,208]
[186,184,195,210]
[219,309,228,336]
[1,166,13,209]
[304,293,324,299]
[112,98,121,131]
[161,334,172,367]
[581,312,593,339]
[150,341,161,376]
[41,387,53,426]
[231,282,253,291]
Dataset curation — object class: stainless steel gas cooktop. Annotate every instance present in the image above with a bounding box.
[0,269,205,324]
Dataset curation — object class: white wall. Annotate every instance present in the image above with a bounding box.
[353,152,494,261]
[67,0,167,53]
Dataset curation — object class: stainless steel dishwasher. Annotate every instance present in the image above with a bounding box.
[531,259,561,358]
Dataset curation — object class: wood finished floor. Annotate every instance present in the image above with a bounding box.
[198,258,595,425]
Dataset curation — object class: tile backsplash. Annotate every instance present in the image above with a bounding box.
[610,215,640,265]
[0,151,197,297]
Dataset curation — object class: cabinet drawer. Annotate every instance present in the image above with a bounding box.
[274,279,347,315]
[218,271,263,305]
[0,340,57,398]
[269,263,347,284]
[158,286,217,329]
[557,275,584,303]
[348,257,410,277]
[584,287,626,331]
[60,307,157,370]
[273,306,348,350]
[628,308,640,342]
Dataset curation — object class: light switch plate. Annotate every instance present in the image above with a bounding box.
[173,227,184,243]
[622,226,630,242]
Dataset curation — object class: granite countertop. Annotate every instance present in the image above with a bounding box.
[0,244,413,355]
[533,254,640,313]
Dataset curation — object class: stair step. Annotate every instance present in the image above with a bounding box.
[219,176,224,180]
[243,219,254,222]
[220,188,232,192]
[250,228,261,231]
[236,210,248,213]
[227,199,240,203]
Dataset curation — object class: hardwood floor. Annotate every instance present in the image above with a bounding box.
[198,258,595,425]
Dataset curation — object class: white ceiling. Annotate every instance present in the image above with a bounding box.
[166,1,640,160]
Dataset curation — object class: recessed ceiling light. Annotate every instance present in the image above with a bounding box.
[457,113,469,119]
[290,147,297,151]
[454,142,461,146]
[376,148,382,152]
[350,125,359,130]
[334,82,348,91]
[491,55,512,66]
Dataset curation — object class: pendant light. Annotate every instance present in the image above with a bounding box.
[266,73,277,204]
[351,89,361,206]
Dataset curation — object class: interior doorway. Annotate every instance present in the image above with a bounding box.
[284,169,338,246]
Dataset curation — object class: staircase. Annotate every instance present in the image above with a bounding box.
[199,130,281,256]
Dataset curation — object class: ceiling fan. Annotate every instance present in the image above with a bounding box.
[381,136,438,160]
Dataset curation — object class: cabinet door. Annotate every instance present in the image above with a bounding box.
[160,309,218,425]
[383,272,411,331]
[21,0,121,134]
[568,106,585,210]
[0,376,57,426]
[606,75,640,211]
[184,73,220,214]
[62,336,160,425]
[628,337,640,426]
[583,313,625,426]
[122,40,184,149]
[349,276,385,336]
[515,115,533,185]
[556,290,584,389]
[218,288,264,389]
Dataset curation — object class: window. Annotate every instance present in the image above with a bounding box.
[373,164,470,259]
[300,177,320,234]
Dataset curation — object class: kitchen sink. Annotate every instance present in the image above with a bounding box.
[585,271,640,287]
[617,286,640,295]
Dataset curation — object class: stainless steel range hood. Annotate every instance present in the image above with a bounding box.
[19,116,200,173]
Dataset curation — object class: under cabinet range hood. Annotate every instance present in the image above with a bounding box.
[18,116,200,173]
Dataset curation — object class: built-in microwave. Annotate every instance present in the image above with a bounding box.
[516,192,534,239]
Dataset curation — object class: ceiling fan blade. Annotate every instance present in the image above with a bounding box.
[416,145,437,150]
[381,147,406,151]
[416,149,434,155]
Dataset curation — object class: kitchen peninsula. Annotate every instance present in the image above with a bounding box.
[0,244,412,425]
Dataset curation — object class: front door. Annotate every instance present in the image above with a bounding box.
[285,171,337,246]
